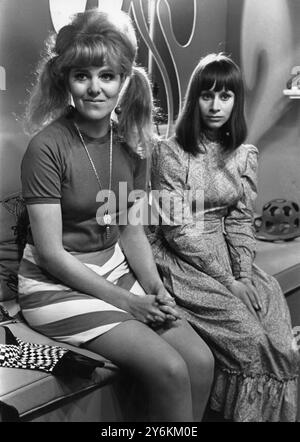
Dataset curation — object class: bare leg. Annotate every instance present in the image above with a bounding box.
[157,319,214,421]
[84,319,193,422]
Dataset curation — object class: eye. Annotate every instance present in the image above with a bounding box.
[200,92,213,101]
[73,72,88,81]
[220,91,233,101]
[100,72,117,81]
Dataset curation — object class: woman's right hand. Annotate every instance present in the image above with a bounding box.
[126,294,168,325]
[228,280,261,319]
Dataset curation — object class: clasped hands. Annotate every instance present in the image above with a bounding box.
[128,286,181,326]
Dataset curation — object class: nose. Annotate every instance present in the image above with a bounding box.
[87,78,101,97]
[210,96,220,113]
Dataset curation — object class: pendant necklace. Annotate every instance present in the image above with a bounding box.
[74,121,113,239]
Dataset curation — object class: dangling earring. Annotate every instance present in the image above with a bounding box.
[69,95,75,107]
[114,105,122,115]
[65,95,75,115]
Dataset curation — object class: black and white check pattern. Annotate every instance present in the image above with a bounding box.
[0,337,68,372]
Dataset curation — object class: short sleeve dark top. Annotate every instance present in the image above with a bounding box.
[21,115,148,253]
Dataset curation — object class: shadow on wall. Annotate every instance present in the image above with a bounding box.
[228,0,300,211]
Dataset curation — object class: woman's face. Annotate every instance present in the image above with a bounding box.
[68,65,123,122]
[198,87,235,132]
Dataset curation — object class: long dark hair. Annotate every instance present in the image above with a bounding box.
[176,53,247,155]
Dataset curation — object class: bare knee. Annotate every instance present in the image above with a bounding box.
[156,353,191,392]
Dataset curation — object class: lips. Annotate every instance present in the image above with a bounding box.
[206,117,223,122]
[84,99,105,103]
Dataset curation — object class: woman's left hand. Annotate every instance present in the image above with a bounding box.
[238,278,262,312]
[228,279,261,319]
[154,286,182,323]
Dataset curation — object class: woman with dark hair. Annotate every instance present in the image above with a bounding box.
[150,53,299,421]
[176,52,246,154]
[18,9,214,422]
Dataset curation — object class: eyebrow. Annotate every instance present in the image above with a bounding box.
[71,66,115,72]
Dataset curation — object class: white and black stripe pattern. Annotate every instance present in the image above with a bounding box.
[18,242,146,346]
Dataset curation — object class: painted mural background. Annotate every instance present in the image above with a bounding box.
[0,0,299,224]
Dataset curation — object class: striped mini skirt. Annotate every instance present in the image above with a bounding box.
[18,242,146,346]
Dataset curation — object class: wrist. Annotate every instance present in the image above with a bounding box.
[120,292,135,311]
[145,279,165,294]
[223,276,236,290]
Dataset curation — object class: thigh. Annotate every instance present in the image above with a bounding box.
[83,319,186,378]
[157,319,214,367]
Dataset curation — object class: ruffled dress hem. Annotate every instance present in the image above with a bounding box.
[210,366,298,422]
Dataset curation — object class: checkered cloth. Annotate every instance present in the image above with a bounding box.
[0,326,104,377]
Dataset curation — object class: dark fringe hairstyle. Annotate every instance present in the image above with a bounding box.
[176,53,247,155]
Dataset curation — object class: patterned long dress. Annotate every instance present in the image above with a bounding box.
[149,136,299,422]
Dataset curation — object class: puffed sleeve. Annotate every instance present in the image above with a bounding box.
[151,138,235,288]
[224,144,258,280]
